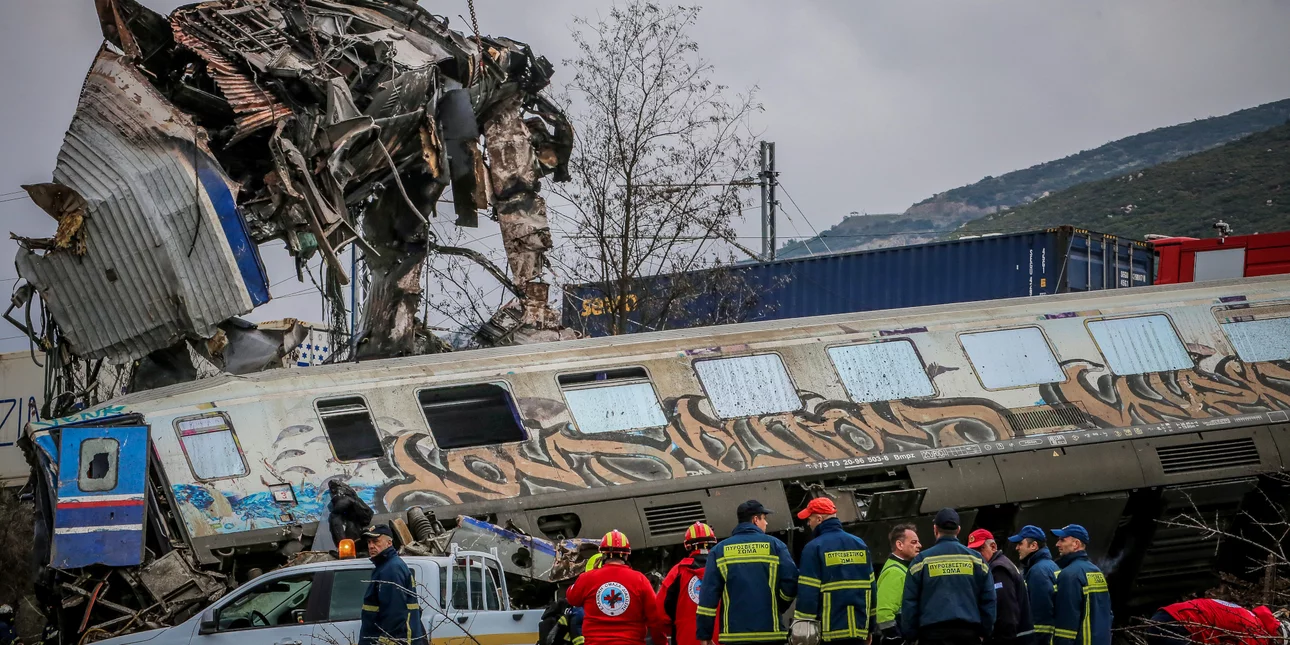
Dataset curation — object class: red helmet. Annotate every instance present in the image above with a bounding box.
[599,530,631,555]
[683,522,718,552]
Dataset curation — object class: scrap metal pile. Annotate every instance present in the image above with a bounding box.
[9,0,573,392]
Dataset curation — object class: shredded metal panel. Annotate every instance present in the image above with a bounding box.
[1156,438,1261,474]
[15,49,257,363]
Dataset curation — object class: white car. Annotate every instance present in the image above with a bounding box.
[96,550,543,645]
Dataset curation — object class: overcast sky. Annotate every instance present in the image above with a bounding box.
[2,0,1289,353]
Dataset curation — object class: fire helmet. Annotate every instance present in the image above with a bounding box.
[683,522,718,552]
[599,529,631,556]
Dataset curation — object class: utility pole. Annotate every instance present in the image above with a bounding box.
[759,141,778,261]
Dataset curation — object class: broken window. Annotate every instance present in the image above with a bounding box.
[418,384,525,450]
[961,327,1065,389]
[78,438,118,492]
[175,413,248,480]
[828,340,936,403]
[1221,314,1290,363]
[694,354,801,418]
[559,368,668,434]
[316,398,384,461]
[1087,315,1192,375]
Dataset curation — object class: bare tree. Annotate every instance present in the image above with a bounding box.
[551,2,764,336]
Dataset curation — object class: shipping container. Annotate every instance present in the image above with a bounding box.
[0,351,45,486]
[562,226,1155,336]
[1152,230,1290,284]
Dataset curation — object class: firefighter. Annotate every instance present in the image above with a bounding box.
[657,523,720,645]
[1049,525,1111,645]
[0,604,15,645]
[793,497,876,645]
[876,524,922,645]
[542,555,604,645]
[358,525,427,645]
[697,500,798,645]
[1008,526,1058,645]
[1146,599,1284,645]
[567,531,668,645]
[967,529,1032,645]
[900,508,997,645]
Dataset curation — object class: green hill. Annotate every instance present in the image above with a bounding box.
[778,98,1290,258]
[956,123,1290,239]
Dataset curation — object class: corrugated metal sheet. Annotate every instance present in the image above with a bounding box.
[15,48,264,363]
[563,227,1155,337]
[171,21,291,143]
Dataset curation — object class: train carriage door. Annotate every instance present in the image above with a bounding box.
[52,426,149,569]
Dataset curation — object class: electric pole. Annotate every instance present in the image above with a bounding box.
[760,141,778,261]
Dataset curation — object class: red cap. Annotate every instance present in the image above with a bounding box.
[967,528,994,549]
[796,497,837,519]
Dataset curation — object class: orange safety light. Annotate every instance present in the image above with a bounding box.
[338,539,356,559]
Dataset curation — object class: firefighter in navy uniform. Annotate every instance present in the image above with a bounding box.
[657,523,720,645]
[793,497,876,645]
[697,500,798,645]
[1008,526,1059,645]
[900,509,997,645]
[567,531,668,645]
[1049,525,1111,645]
[359,525,427,645]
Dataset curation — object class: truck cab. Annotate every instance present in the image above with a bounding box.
[94,551,541,645]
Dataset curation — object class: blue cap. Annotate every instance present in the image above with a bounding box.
[737,500,774,522]
[1051,524,1090,544]
[934,507,960,530]
[363,524,394,539]
[1008,525,1046,543]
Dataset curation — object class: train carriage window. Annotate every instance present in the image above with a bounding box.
[559,368,668,434]
[960,327,1065,390]
[418,383,526,450]
[693,354,802,418]
[828,340,935,403]
[175,414,249,480]
[1086,315,1192,375]
[78,438,119,492]
[1221,316,1290,363]
[316,397,384,461]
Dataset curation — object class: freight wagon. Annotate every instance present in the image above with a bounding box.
[26,274,1290,642]
[562,226,1154,337]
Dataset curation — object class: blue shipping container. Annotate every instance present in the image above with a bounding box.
[562,226,1155,337]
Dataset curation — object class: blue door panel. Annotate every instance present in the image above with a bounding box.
[52,426,149,569]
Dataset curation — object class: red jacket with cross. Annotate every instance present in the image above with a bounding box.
[568,560,668,645]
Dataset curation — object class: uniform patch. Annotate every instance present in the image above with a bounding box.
[596,582,631,616]
[927,560,975,577]
[687,576,702,603]
[825,550,868,566]
[726,543,771,556]
[1085,572,1106,585]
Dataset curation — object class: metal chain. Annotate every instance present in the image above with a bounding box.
[467,0,485,74]
[298,0,324,63]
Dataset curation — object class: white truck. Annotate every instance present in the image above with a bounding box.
[94,550,542,645]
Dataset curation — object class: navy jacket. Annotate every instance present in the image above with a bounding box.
[1022,548,1060,645]
[1052,551,1111,645]
[697,522,798,643]
[794,518,876,642]
[359,547,427,645]
[987,552,1033,642]
[900,535,997,639]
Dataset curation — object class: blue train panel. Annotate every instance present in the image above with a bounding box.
[52,426,149,569]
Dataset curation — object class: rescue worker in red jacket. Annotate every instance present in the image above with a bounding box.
[657,523,720,645]
[568,530,669,645]
[1146,599,1287,645]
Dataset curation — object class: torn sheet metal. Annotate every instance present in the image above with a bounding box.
[448,515,597,582]
[14,48,269,364]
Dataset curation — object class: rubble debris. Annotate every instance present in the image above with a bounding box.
[10,0,575,373]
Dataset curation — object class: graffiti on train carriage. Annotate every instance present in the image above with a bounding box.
[161,352,1290,536]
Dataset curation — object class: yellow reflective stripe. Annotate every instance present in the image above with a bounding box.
[572,638,585,645]
[407,604,421,610]
[1034,625,1056,634]
[794,611,818,621]
[821,580,872,591]
[799,575,822,588]
[718,555,781,566]
[720,632,790,642]
[363,605,380,612]
[695,606,718,617]
[1053,629,1078,639]
[1082,595,1092,645]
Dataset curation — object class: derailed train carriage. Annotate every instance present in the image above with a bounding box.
[25,275,1290,639]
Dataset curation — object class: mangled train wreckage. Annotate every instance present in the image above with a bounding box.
[9,0,574,402]
[24,275,1290,642]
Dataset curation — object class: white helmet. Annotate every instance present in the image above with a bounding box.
[0,604,13,619]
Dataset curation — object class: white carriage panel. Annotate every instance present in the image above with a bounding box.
[961,327,1064,389]
[1222,317,1290,363]
[694,354,801,418]
[828,340,934,403]
[564,383,668,433]
[1087,315,1192,375]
